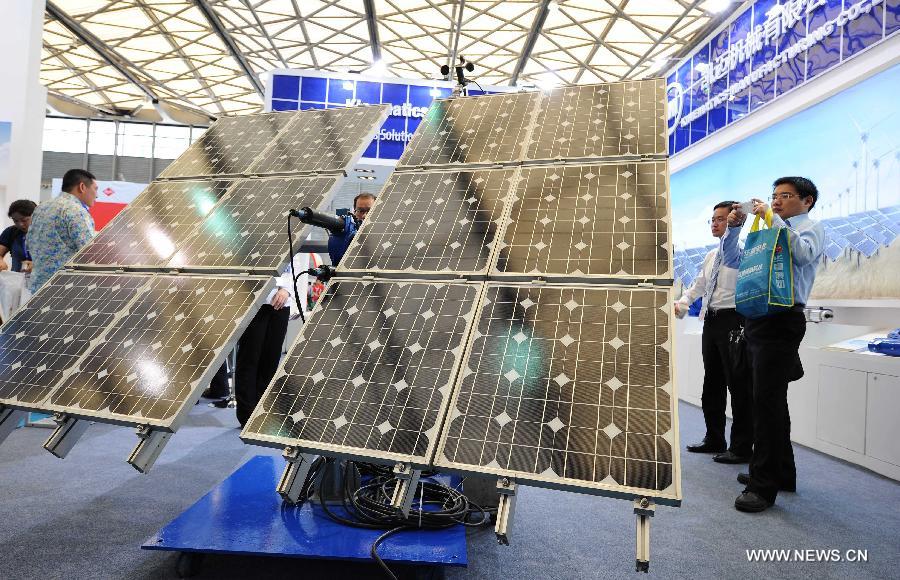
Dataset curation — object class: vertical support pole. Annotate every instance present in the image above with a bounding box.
[277,447,317,504]
[43,413,89,458]
[390,462,422,518]
[495,477,518,545]
[128,425,173,473]
[634,497,655,572]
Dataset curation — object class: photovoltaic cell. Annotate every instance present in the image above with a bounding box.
[158,112,298,179]
[435,284,679,504]
[248,105,389,175]
[397,92,539,167]
[69,179,232,268]
[526,80,667,161]
[242,280,479,466]
[48,275,271,427]
[494,161,670,280]
[0,272,146,410]
[340,169,514,276]
[167,175,342,274]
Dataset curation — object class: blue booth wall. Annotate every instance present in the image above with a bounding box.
[667,0,899,155]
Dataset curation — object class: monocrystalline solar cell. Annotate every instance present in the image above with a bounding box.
[69,179,233,268]
[435,283,679,504]
[0,272,147,410]
[340,168,514,276]
[248,105,389,175]
[526,80,667,161]
[48,275,271,427]
[242,280,480,467]
[167,175,342,274]
[397,92,539,167]
[159,112,298,179]
[494,161,670,280]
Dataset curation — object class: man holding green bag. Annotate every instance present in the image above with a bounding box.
[724,177,825,513]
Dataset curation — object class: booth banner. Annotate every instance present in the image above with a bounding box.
[667,0,899,155]
[265,69,514,161]
[51,178,147,230]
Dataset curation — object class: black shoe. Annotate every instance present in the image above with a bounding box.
[714,451,751,464]
[737,472,795,492]
[735,491,773,513]
[686,440,726,453]
[202,387,228,399]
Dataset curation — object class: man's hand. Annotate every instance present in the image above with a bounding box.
[0,260,8,272]
[749,197,770,218]
[20,260,32,273]
[270,288,290,310]
[728,203,746,227]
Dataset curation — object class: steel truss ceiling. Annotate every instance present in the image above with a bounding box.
[42,0,725,118]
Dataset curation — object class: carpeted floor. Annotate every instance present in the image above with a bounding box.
[1,401,897,579]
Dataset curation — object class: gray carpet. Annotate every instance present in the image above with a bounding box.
[1,401,897,579]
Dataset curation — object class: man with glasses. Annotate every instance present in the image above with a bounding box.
[327,193,375,265]
[676,201,753,465]
[725,177,825,513]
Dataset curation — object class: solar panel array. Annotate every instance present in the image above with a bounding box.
[243,79,681,506]
[0,105,388,456]
[673,204,900,288]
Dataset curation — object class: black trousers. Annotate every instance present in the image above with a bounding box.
[235,304,290,427]
[744,309,806,503]
[700,309,753,455]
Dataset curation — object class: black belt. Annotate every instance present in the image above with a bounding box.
[707,307,737,317]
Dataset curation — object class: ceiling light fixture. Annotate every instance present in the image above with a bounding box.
[358,175,377,180]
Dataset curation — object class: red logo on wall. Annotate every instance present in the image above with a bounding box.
[103,187,115,197]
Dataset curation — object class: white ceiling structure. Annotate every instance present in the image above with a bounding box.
[41,0,734,123]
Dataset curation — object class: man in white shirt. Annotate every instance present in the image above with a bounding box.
[675,201,753,464]
[232,253,310,427]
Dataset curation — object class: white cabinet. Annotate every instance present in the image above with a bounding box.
[865,373,900,467]
[816,366,867,453]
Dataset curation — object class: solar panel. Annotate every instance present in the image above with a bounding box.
[340,168,514,277]
[242,279,480,467]
[0,272,147,411]
[493,161,670,281]
[167,175,342,274]
[159,112,298,179]
[69,179,233,269]
[525,80,667,162]
[396,92,539,168]
[48,275,272,428]
[434,283,679,504]
[248,105,389,175]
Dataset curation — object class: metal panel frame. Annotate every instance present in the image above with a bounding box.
[432,281,682,507]
[240,279,485,470]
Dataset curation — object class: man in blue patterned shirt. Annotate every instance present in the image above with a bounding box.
[28,169,97,292]
[723,176,825,513]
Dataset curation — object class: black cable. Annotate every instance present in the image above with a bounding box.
[286,214,306,323]
[370,527,405,580]
[308,457,493,579]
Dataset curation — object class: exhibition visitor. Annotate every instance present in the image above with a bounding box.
[0,199,37,273]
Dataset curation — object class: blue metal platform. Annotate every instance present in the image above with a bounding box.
[142,455,467,568]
